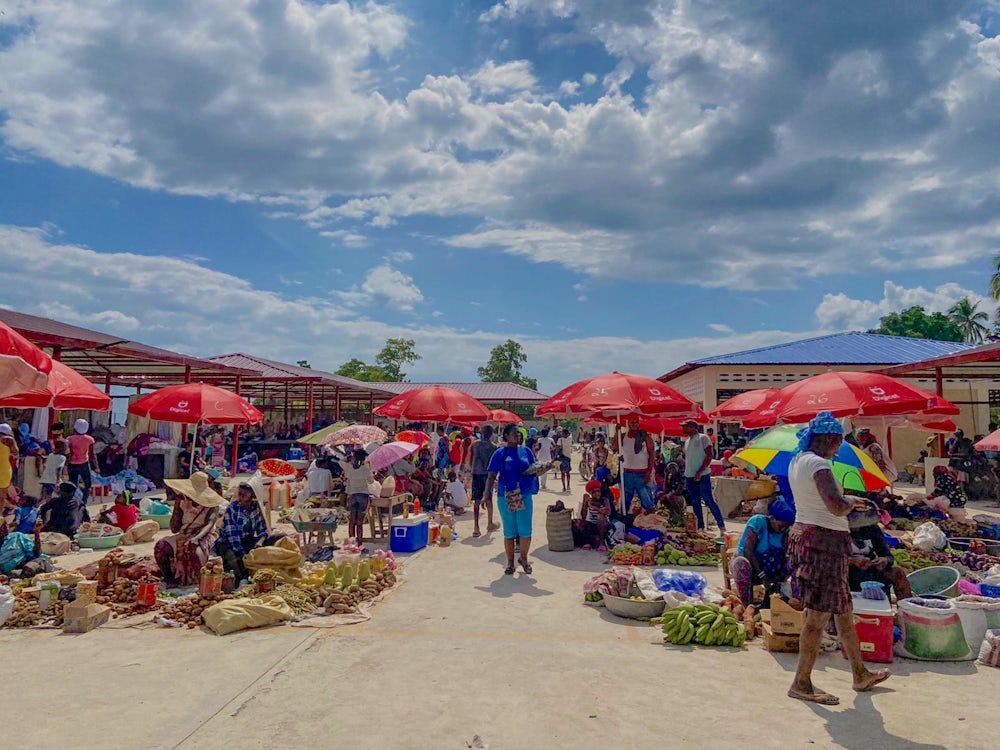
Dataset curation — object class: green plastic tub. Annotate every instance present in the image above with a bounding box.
[76,533,123,549]
[907,566,961,598]
[140,513,172,530]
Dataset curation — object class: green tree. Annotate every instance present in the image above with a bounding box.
[947,297,990,344]
[375,338,421,381]
[335,358,386,382]
[990,253,1000,301]
[871,306,963,342]
[477,339,538,390]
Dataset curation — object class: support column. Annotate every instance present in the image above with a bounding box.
[231,376,242,473]
[306,382,314,433]
[335,388,341,421]
[936,367,946,458]
[368,393,374,425]
[284,382,290,426]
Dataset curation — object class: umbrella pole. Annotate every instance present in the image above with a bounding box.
[190,421,200,477]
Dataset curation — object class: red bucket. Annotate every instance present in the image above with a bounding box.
[136,581,158,607]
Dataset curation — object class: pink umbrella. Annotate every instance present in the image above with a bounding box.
[975,430,1000,453]
[323,424,388,447]
[367,441,420,472]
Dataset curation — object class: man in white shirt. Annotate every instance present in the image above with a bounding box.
[681,420,726,531]
[533,428,554,489]
[557,428,573,492]
[444,471,469,511]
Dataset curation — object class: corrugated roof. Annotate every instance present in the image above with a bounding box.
[209,353,396,396]
[0,308,256,382]
[369,382,549,403]
[879,339,1000,378]
[659,332,973,382]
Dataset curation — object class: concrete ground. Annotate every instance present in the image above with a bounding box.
[5,477,999,749]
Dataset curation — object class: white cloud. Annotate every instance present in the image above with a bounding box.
[336,263,424,312]
[470,59,537,95]
[558,80,580,97]
[388,250,415,263]
[814,281,997,331]
[2,2,1000,292]
[708,323,734,334]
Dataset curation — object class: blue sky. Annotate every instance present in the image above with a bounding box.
[1,1,998,394]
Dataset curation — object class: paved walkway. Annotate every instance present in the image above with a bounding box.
[4,480,998,749]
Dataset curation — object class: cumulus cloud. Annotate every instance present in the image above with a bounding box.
[0,224,818,392]
[2,1,999,291]
[336,264,424,312]
[708,323,735,334]
[814,280,997,331]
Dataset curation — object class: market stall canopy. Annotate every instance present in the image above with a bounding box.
[0,359,111,411]
[0,319,52,399]
[536,372,699,419]
[128,383,263,425]
[0,309,254,389]
[369,381,548,405]
[297,421,349,445]
[374,386,491,422]
[975,430,1000,453]
[741,371,959,428]
[709,389,781,422]
[584,409,709,437]
[734,425,890,493]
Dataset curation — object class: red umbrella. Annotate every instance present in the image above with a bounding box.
[584,409,709,437]
[535,372,698,419]
[489,408,523,424]
[0,320,52,399]
[975,430,1000,453]
[128,383,263,425]
[742,371,959,428]
[395,430,431,447]
[709,389,781,422]
[374,386,491,423]
[0,360,111,411]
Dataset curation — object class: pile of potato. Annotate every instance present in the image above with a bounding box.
[5,596,65,628]
[158,594,232,629]
[321,569,397,615]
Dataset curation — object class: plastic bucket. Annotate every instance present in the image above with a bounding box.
[907,566,961,598]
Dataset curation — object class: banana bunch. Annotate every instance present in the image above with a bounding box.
[661,603,746,647]
[654,547,721,567]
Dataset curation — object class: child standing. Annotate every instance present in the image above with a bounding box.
[39,439,68,499]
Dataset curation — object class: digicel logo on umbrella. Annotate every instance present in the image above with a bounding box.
[168,399,193,414]
[867,386,900,403]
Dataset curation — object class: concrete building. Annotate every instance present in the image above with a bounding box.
[657,332,995,464]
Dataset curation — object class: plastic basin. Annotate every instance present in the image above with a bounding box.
[140,513,172,530]
[76,533,123,549]
[603,594,666,620]
[947,537,1000,556]
[907,566,961,598]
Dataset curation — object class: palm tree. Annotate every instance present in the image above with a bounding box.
[991,253,1000,301]
[948,297,990,344]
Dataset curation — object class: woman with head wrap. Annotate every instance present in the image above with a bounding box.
[729,497,795,606]
[66,419,98,506]
[786,412,889,705]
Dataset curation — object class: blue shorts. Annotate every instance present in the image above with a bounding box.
[498,493,533,539]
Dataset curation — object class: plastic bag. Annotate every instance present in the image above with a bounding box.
[0,585,14,627]
[651,568,708,598]
[912,521,947,552]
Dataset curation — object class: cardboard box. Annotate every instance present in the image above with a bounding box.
[62,602,111,633]
[770,594,805,635]
[762,621,800,653]
[75,580,99,606]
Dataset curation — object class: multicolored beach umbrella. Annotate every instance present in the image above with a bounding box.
[733,425,890,493]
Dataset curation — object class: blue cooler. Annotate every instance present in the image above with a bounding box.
[391,513,430,553]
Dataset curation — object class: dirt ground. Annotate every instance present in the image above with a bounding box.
[4,476,998,750]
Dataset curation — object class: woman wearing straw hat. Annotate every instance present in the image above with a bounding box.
[154,471,224,586]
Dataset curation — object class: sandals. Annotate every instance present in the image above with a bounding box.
[788,689,839,705]
[520,558,532,574]
[472,530,482,538]
[504,565,515,575]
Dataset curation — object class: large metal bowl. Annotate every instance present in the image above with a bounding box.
[603,593,666,619]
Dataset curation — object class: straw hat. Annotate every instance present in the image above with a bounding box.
[164,471,224,507]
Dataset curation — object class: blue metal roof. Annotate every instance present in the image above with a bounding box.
[659,332,973,381]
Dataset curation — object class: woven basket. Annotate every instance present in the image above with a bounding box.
[546,508,574,552]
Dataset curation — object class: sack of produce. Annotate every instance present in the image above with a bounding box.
[122,520,160,545]
[977,629,1000,668]
[545,507,574,552]
[896,597,973,661]
[0,585,14,628]
[952,595,1000,652]
[244,536,303,579]
[39,532,72,556]
[202,594,294,635]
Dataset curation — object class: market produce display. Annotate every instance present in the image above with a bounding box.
[661,603,747,647]
[6,597,65,628]
[97,576,164,618]
[654,546,720,567]
[159,595,233,628]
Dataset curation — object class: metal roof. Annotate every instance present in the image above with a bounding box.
[659,332,973,382]
[369,382,549,403]
[208,353,397,400]
[878,339,1000,380]
[0,308,256,386]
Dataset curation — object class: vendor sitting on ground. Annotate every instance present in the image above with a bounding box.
[847,499,912,601]
[0,517,43,575]
[155,472,223,586]
[6,491,40,535]
[928,465,968,518]
[443,471,469,513]
[216,482,281,583]
[99,490,139,532]
[655,461,687,524]
[730,497,795,606]
[40,481,86,538]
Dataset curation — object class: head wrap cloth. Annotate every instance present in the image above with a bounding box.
[795,411,843,453]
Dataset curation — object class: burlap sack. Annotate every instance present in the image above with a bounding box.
[122,520,160,545]
[39,532,72,556]
[202,594,294,635]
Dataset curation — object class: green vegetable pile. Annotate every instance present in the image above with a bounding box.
[661,603,746,647]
